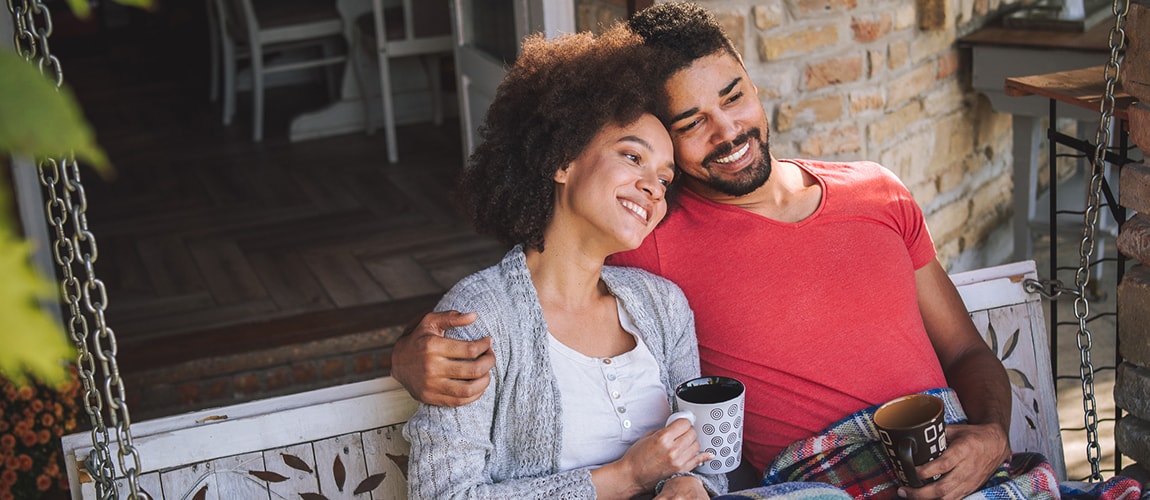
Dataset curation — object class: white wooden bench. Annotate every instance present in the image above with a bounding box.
[62,260,1064,498]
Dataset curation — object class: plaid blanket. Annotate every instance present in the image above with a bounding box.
[715,388,1146,500]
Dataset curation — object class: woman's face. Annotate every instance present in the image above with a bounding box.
[553,113,676,252]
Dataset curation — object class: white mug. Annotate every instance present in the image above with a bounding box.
[665,376,745,474]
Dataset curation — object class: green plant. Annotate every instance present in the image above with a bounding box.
[1,1,148,385]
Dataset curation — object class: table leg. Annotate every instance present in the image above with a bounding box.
[1013,114,1044,261]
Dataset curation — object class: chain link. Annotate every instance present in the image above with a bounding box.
[4,2,145,498]
[1023,278,1080,300]
[1074,0,1130,482]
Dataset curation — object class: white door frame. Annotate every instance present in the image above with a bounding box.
[450,0,574,162]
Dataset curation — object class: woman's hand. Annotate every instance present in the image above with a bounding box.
[590,417,712,498]
[655,475,709,499]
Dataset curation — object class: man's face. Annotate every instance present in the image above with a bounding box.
[663,52,772,198]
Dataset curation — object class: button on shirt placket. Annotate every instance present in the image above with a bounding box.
[601,357,635,434]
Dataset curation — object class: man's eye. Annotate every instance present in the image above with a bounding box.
[658,178,672,187]
[677,119,700,133]
[727,91,743,104]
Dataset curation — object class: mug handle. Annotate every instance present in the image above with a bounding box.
[666,410,695,427]
[896,437,924,488]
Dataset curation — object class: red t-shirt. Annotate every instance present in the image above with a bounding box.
[608,159,947,473]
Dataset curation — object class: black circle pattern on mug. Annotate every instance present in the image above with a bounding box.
[728,404,738,417]
[702,423,715,435]
[710,408,724,420]
[719,422,731,433]
[711,436,724,447]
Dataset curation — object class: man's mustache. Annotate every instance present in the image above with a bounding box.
[702,128,763,167]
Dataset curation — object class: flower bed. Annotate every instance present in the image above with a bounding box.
[1,368,81,500]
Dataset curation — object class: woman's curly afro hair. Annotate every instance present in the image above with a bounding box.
[458,25,664,252]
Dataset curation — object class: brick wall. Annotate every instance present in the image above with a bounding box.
[654,0,1042,270]
[732,0,1041,269]
[1115,0,1150,478]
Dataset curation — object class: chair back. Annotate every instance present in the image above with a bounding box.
[368,0,453,57]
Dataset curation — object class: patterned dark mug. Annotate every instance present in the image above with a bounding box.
[665,376,745,474]
[874,394,947,488]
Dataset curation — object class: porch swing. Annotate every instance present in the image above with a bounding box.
[3,0,1134,497]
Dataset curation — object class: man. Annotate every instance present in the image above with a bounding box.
[391,4,1013,499]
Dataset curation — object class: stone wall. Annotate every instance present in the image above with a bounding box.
[1116,0,1150,478]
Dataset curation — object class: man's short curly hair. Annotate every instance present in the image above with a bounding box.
[628,2,739,74]
[459,25,663,252]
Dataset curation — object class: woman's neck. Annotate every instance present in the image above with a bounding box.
[523,238,609,310]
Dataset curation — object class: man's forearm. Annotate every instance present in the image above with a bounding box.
[945,348,1012,436]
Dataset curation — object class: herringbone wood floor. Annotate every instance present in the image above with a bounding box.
[52,9,508,415]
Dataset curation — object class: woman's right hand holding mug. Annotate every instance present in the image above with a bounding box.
[590,416,711,499]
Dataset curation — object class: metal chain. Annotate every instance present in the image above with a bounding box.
[1076,0,1129,482]
[4,1,145,498]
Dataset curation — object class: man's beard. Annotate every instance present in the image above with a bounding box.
[699,128,771,197]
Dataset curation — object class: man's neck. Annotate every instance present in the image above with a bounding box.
[687,158,822,223]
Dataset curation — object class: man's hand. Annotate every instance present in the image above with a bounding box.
[390,310,495,407]
[898,422,1011,500]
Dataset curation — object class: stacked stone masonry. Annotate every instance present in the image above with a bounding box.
[1116,1,1150,476]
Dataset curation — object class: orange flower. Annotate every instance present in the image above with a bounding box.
[0,421,7,433]
[36,474,52,492]
[16,386,33,401]
[30,400,44,413]
[0,470,10,487]
[19,431,37,448]
[40,413,55,427]
[17,455,32,472]
[37,429,51,445]
[0,435,13,450]
[0,490,13,500]
[4,456,18,470]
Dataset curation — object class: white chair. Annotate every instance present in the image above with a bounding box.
[355,0,453,163]
[213,0,350,142]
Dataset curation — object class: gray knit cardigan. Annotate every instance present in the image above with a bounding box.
[404,246,727,499]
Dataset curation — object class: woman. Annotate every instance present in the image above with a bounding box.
[403,25,726,499]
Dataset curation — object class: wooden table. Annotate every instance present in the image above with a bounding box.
[959,22,1113,259]
[1005,65,1135,121]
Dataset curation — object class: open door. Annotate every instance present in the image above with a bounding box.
[449,0,574,163]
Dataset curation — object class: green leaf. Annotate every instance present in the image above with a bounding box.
[64,0,154,19]
[64,0,91,18]
[0,228,74,384]
[112,0,155,10]
[0,51,110,173]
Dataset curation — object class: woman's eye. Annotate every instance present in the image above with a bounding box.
[658,178,672,187]
[624,153,640,163]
